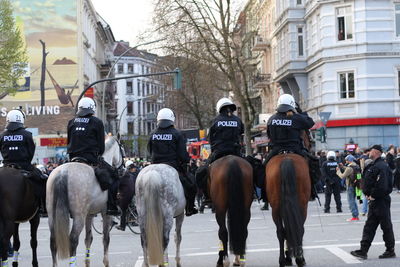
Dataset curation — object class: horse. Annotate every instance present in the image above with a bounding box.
[0,167,42,267]
[46,135,124,267]
[135,164,186,267]
[266,153,310,267]
[209,155,253,267]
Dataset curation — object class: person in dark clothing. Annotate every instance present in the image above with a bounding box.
[148,108,198,216]
[263,94,318,199]
[385,145,396,172]
[195,97,244,204]
[0,109,46,204]
[67,97,119,216]
[394,153,400,193]
[321,151,342,213]
[351,145,396,260]
[116,160,138,231]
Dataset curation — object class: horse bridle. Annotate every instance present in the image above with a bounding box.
[115,139,126,175]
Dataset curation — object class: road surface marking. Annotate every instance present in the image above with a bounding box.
[325,247,361,264]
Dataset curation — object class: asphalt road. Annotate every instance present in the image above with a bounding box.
[10,191,400,267]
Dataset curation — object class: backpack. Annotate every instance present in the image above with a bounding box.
[349,165,362,188]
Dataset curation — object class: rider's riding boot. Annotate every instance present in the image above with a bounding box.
[106,185,120,216]
[305,153,320,201]
[116,211,126,231]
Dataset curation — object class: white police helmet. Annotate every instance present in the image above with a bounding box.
[327,151,336,160]
[276,94,296,113]
[77,97,96,116]
[216,97,236,113]
[157,108,175,128]
[125,160,134,168]
[6,109,25,130]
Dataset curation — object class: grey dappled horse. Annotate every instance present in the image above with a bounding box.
[135,164,186,267]
[46,136,124,267]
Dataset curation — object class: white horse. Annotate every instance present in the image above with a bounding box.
[46,136,124,267]
[135,164,186,267]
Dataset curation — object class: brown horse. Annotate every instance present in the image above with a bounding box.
[209,155,253,267]
[266,153,310,267]
[0,167,41,267]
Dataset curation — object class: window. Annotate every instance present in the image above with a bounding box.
[127,122,134,134]
[137,80,141,96]
[339,72,355,99]
[127,101,133,115]
[297,27,304,56]
[138,100,141,115]
[127,64,134,73]
[396,4,400,37]
[146,102,151,113]
[117,64,124,74]
[337,6,353,41]
[398,70,400,96]
[126,81,133,94]
[297,0,302,5]
[146,83,150,95]
[141,65,145,74]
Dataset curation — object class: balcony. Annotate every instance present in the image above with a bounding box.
[252,35,270,51]
[253,73,271,88]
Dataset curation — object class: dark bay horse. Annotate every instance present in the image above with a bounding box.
[266,153,310,267]
[0,167,41,267]
[209,155,253,267]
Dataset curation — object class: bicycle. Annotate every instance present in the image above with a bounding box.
[92,199,140,235]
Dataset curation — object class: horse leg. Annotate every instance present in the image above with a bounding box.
[216,212,229,267]
[12,223,20,267]
[174,214,184,267]
[101,214,111,267]
[1,220,14,267]
[49,218,57,267]
[29,213,40,267]
[84,216,94,267]
[276,219,286,267]
[69,217,85,267]
[161,215,173,267]
[140,230,149,267]
[284,240,293,266]
[294,246,306,267]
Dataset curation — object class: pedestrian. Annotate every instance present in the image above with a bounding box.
[350,145,396,260]
[336,154,360,221]
[360,159,373,216]
[321,151,342,213]
[394,150,400,193]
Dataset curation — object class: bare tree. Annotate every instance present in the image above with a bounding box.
[152,0,258,154]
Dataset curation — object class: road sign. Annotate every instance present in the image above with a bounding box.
[318,112,331,125]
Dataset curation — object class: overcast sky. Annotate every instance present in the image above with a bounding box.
[91,0,154,46]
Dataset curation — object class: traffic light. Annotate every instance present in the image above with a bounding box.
[316,127,326,143]
[173,68,182,90]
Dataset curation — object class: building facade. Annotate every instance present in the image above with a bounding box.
[113,42,167,157]
[243,0,400,151]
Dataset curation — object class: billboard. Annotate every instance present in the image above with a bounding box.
[0,0,80,135]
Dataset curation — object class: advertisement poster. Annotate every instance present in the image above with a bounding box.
[0,0,79,135]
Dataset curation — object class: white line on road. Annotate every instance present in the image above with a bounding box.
[325,247,361,264]
[134,259,143,267]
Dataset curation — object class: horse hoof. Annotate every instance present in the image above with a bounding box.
[295,258,306,267]
[285,258,293,266]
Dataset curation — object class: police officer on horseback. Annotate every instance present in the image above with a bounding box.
[67,97,119,216]
[0,109,46,206]
[148,108,198,216]
[264,94,319,199]
[195,97,244,203]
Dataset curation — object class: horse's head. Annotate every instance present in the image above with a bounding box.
[103,135,125,174]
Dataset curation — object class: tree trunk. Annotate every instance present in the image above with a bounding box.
[39,40,48,107]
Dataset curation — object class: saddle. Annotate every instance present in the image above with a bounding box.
[71,157,92,165]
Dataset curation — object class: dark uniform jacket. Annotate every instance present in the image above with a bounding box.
[321,159,340,185]
[0,127,35,169]
[148,125,190,170]
[363,157,393,201]
[267,112,314,151]
[208,113,244,153]
[67,115,105,163]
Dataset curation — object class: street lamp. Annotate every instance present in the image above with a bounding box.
[101,38,166,122]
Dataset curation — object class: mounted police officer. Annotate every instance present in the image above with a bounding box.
[264,94,318,199]
[148,108,198,216]
[195,97,244,203]
[321,151,342,213]
[351,145,396,260]
[67,97,119,216]
[0,109,45,207]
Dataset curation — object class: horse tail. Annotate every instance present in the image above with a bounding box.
[144,170,164,265]
[52,172,70,259]
[280,158,304,254]
[227,159,246,255]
